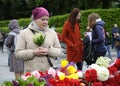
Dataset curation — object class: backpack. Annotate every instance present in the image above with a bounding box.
[83,41,95,65]
[9,32,19,45]
[5,32,19,52]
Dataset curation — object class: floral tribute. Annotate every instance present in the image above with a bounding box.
[11,59,85,86]
[2,57,120,86]
[33,33,46,46]
[84,56,120,86]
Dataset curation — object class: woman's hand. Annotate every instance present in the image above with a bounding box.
[33,47,48,56]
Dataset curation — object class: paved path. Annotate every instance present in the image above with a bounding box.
[0,47,117,84]
[0,49,15,84]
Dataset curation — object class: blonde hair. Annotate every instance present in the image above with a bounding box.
[88,13,100,28]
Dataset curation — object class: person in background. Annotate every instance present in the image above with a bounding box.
[0,32,4,53]
[5,19,24,79]
[88,13,107,63]
[15,7,62,72]
[83,32,90,59]
[86,26,92,41]
[111,24,120,49]
[114,32,120,59]
[105,31,111,59]
[62,8,83,70]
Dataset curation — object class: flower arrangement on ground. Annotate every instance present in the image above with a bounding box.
[84,56,120,86]
[1,57,120,86]
[4,59,85,86]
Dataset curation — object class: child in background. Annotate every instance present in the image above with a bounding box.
[83,32,90,54]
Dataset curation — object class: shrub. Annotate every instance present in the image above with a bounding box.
[1,8,120,35]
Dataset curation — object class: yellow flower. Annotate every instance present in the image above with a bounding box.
[66,65,77,74]
[61,60,68,68]
[67,73,78,79]
[57,71,65,80]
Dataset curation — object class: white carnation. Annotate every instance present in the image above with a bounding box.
[96,66,110,81]
[96,56,111,67]
[89,64,100,69]
[77,71,83,78]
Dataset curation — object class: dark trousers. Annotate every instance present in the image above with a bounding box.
[76,62,83,71]
[111,38,115,49]
[94,50,107,62]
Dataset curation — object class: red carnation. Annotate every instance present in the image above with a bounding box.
[84,69,97,82]
[92,81,103,86]
[103,75,115,86]
[115,73,120,84]
[25,72,31,76]
[113,59,120,69]
[108,66,118,75]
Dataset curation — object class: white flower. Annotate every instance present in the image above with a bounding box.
[96,56,111,67]
[89,63,110,81]
[89,64,100,69]
[77,70,83,78]
[96,66,110,81]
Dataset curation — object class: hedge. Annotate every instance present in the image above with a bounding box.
[0,8,120,35]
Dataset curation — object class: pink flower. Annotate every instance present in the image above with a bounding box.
[48,68,56,77]
[31,71,41,78]
[21,75,31,80]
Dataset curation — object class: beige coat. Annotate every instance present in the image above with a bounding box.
[15,22,62,72]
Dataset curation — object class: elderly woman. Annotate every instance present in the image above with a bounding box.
[5,19,24,79]
[15,7,62,72]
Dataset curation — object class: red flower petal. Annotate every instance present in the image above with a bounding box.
[25,72,31,76]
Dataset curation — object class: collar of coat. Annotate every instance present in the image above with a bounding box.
[28,21,49,33]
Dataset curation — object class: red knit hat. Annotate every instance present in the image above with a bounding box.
[32,7,49,20]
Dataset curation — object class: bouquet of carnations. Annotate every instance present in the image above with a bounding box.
[84,56,120,86]
[2,57,120,86]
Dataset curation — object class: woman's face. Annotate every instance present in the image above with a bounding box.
[35,16,49,30]
[76,12,81,21]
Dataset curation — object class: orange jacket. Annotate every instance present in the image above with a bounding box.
[62,20,83,62]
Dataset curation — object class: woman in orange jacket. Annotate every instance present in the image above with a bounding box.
[62,8,83,70]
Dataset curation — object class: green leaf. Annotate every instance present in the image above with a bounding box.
[17,78,27,86]
[0,81,13,86]
[33,33,46,46]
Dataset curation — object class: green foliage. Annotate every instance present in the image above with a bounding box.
[18,18,31,27]
[16,75,46,86]
[33,33,46,46]
[0,81,13,86]
[1,8,120,37]
[49,14,69,27]
[0,27,10,33]
[0,20,10,27]
[55,27,62,33]
[0,0,119,20]
[80,8,120,36]
[0,76,46,86]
